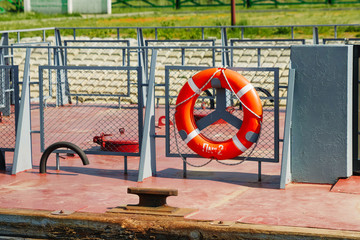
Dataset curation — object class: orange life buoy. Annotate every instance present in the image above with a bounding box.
[174,68,263,160]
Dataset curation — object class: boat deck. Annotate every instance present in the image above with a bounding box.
[0,107,360,237]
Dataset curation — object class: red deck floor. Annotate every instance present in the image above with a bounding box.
[1,108,360,233]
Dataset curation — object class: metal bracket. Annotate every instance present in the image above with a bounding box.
[107,187,197,217]
[196,88,242,131]
[51,210,74,216]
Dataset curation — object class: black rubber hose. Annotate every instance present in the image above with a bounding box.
[39,141,89,173]
[254,87,274,102]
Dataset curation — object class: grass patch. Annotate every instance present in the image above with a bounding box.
[0,5,359,40]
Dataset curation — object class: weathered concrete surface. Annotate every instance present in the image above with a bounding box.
[0,208,359,240]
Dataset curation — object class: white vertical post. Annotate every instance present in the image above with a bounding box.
[280,69,295,189]
[107,0,112,14]
[12,49,33,175]
[24,0,31,12]
[138,50,157,182]
[67,0,73,14]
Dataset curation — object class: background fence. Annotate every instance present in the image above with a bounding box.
[112,0,360,9]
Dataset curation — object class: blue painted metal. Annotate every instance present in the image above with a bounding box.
[290,45,353,184]
[0,65,19,166]
[323,38,360,45]
[11,41,52,104]
[124,156,128,174]
[313,27,319,44]
[0,66,5,109]
[353,45,360,174]
[221,27,229,67]
[0,150,5,170]
[195,88,242,130]
[54,29,69,106]
[0,33,10,116]
[0,33,9,66]
[52,24,360,43]
[137,28,147,107]
[56,152,60,170]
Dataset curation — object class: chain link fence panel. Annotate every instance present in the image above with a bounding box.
[0,65,18,150]
[39,65,143,156]
[165,66,279,162]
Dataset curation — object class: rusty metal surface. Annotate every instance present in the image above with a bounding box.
[51,209,74,216]
[0,208,359,240]
[127,187,179,208]
[128,187,178,196]
[107,187,196,217]
[107,206,197,217]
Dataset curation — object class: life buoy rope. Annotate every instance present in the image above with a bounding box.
[174,68,263,160]
[175,69,221,108]
[221,69,261,119]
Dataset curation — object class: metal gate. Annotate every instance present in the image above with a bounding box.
[38,65,143,156]
[0,65,19,151]
[165,66,280,163]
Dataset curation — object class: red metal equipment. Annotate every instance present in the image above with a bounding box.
[158,116,173,127]
[93,128,139,153]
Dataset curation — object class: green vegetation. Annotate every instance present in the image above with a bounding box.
[0,4,359,40]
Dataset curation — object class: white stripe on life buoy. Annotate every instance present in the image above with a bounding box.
[236,83,254,99]
[184,128,200,144]
[188,77,201,94]
[232,135,248,152]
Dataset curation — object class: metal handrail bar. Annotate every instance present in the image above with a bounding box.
[55,24,360,40]
[0,45,292,50]
[55,24,360,30]
[0,27,55,34]
[11,41,52,46]
[0,24,358,42]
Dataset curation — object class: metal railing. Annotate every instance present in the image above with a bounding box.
[0,25,359,177]
[323,38,360,44]
[112,0,360,9]
[39,65,143,157]
[54,24,360,43]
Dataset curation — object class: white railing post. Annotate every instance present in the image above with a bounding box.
[67,0,73,14]
[24,0,31,12]
[107,0,112,14]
